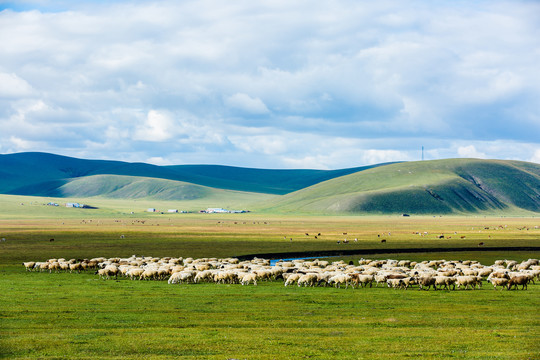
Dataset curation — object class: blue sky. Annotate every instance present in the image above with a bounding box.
[1,0,539,168]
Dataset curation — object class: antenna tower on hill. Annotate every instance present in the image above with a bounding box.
[422,146,424,161]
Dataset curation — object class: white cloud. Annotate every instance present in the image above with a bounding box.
[360,149,410,165]
[229,134,287,155]
[133,110,175,142]
[0,73,34,97]
[224,93,270,114]
[531,149,540,164]
[146,156,173,166]
[0,1,538,168]
[8,136,46,151]
[457,145,487,159]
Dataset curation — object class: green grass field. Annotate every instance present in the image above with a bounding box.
[2,270,539,359]
[1,195,539,359]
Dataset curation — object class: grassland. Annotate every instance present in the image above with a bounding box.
[2,269,539,359]
[1,196,539,359]
[265,159,540,215]
[0,193,276,220]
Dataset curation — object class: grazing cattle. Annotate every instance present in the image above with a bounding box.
[49,238,54,242]
[381,239,386,243]
[438,235,445,239]
[478,242,484,247]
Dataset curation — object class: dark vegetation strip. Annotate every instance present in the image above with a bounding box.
[236,246,540,261]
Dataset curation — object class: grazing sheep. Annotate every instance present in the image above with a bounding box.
[434,276,456,290]
[507,275,529,290]
[168,271,195,284]
[417,276,436,290]
[255,269,272,282]
[386,273,408,280]
[488,271,510,280]
[400,277,417,290]
[96,267,118,280]
[488,277,509,290]
[387,278,406,289]
[284,273,301,287]
[241,273,257,286]
[350,274,374,288]
[374,274,388,287]
[69,263,82,273]
[194,270,213,283]
[22,262,35,271]
[126,268,144,280]
[506,260,518,270]
[297,273,318,287]
[328,274,351,288]
[456,276,479,290]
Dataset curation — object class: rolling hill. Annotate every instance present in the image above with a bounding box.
[1,153,539,215]
[262,159,540,214]
[0,152,386,195]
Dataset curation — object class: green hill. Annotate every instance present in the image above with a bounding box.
[263,159,540,215]
[39,175,218,200]
[1,153,538,215]
[0,152,385,195]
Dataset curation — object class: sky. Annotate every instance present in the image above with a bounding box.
[1,0,539,169]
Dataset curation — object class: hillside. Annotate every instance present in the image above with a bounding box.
[0,152,385,195]
[263,159,540,215]
[33,174,222,200]
[1,153,538,215]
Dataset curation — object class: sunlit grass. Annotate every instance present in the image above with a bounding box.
[0,208,539,359]
[1,268,539,359]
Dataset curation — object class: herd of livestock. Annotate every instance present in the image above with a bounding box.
[22,255,539,291]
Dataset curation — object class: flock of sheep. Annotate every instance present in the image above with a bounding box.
[22,256,539,291]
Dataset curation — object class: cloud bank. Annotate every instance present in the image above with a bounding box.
[0,0,539,168]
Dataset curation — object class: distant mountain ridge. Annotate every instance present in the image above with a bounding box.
[0,152,387,196]
[1,152,538,215]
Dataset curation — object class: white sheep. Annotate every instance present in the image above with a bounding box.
[328,274,351,288]
[455,276,480,290]
[168,270,195,284]
[434,276,456,290]
[487,277,508,290]
[126,268,144,280]
[22,262,35,271]
[297,273,318,287]
[241,273,257,286]
[284,273,301,287]
[386,278,404,289]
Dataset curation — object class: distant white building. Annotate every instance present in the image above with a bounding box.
[66,203,86,208]
[147,208,156,212]
[167,209,178,213]
[205,208,229,213]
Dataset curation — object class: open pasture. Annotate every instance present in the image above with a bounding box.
[1,214,539,263]
[1,213,539,359]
